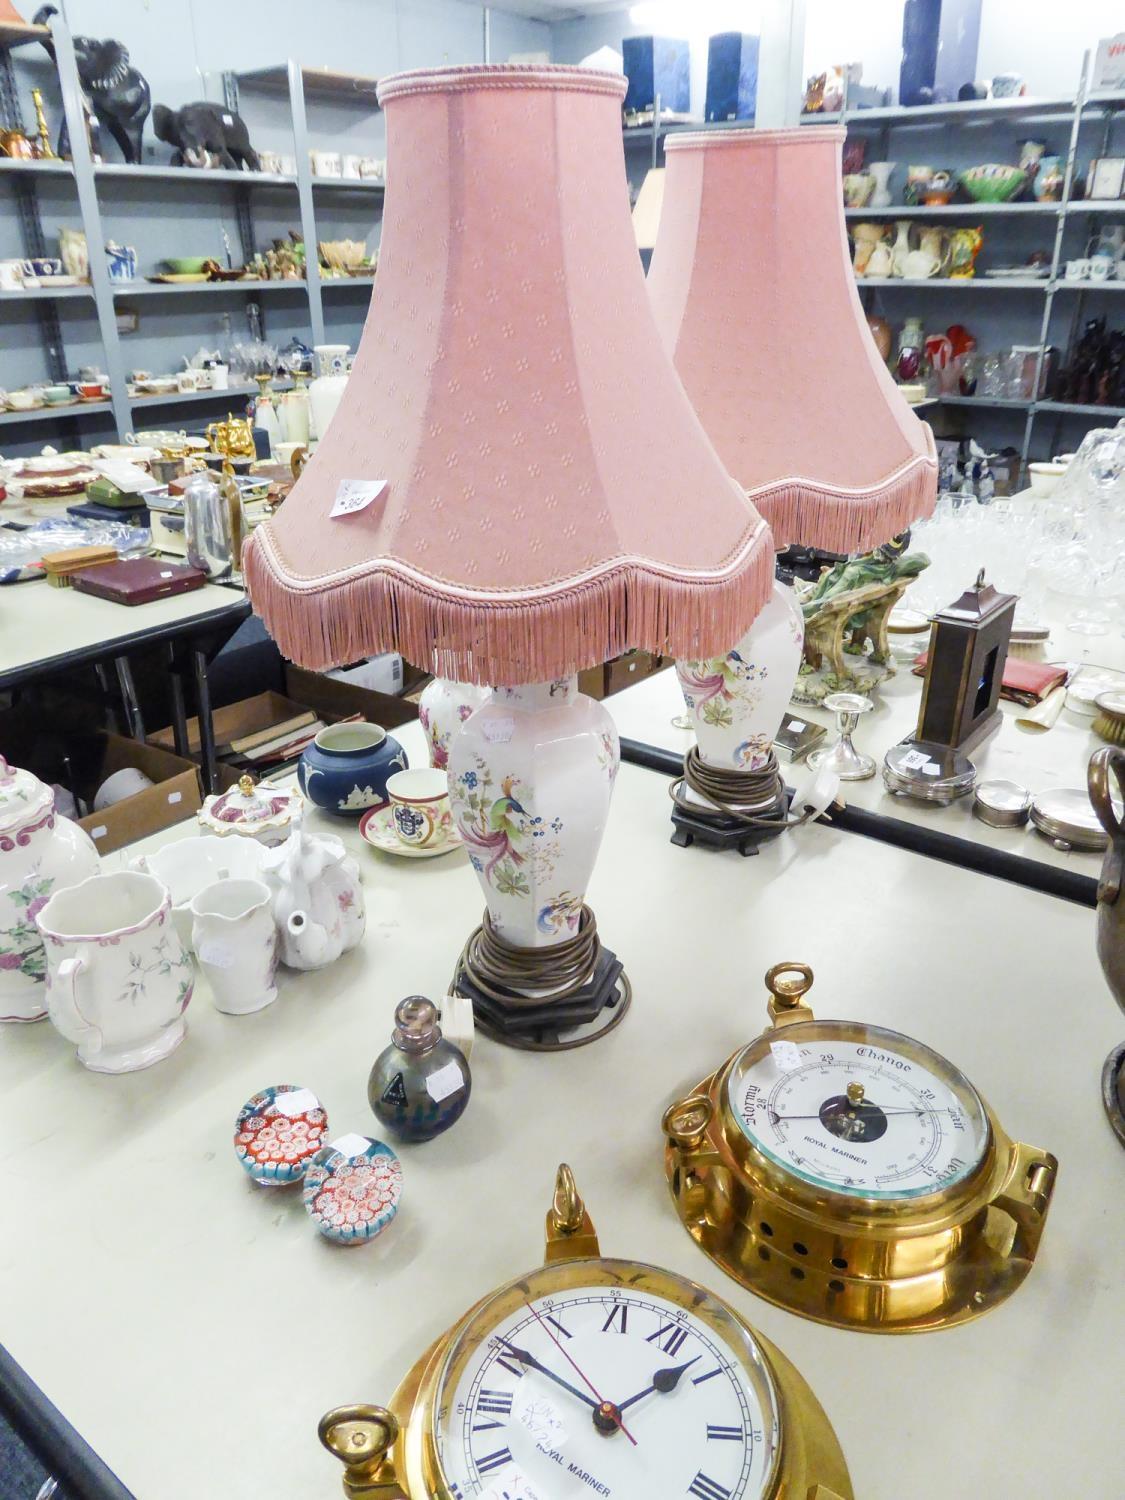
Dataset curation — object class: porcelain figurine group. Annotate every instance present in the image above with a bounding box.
[0,755,365,1072]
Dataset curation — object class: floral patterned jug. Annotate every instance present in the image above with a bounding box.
[0,756,99,1023]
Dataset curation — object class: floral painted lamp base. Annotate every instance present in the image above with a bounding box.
[447,678,632,1051]
[670,582,805,855]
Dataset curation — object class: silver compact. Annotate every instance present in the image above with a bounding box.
[882,740,977,806]
[1030,787,1109,852]
[972,779,1032,829]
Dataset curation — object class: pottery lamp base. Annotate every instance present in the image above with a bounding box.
[1102,1042,1125,1148]
[451,907,631,1052]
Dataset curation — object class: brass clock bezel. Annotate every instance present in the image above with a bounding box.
[319,1165,853,1499]
[662,964,1058,1335]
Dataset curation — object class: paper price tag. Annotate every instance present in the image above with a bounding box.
[331,1132,372,1158]
[426,1060,466,1104]
[330,478,387,519]
[898,748,931,772]
[922,762,942,777]
[788,719,806,733]
[278,1087,320,1118]
[482,715,515,745]
[770,1039,802,1072]
[482,1470,543,1500]
[197,942,236,970]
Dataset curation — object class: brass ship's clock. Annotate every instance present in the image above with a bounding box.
[663,963,1057,1334]
[320,1166,853,1498]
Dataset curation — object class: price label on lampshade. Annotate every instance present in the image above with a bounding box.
[330,479,388,519]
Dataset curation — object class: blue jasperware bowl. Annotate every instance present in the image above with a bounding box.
[298,721,408,817]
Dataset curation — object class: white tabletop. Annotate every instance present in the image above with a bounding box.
[0,718,1119,1499]
[0,575,248,684]
[607,643,1117,879]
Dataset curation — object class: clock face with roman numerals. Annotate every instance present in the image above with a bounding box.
[726,1019,990,1200]
[432,1260,780,1500]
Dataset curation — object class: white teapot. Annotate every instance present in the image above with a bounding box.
[260,827,365,970]
[0,756,99,1022]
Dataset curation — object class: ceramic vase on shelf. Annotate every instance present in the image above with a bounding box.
[896,317,925,382]
[309,344,350,443]
[447,678,619,950]
[418,677,490,770]
[1037,155,1064,201]
[675,582,805,773]
[279,370,311,445]
[891,219,913,278]
[0,755,100,1023]
[867,160,896,207]
[252,375,282,459]
[36,870,194,1072]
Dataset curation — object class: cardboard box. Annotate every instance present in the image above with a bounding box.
[149,667,421,764]
[1095,32,1125,90]
[77,738,202,854]
[326,653,404,696]
[0,716,202,855]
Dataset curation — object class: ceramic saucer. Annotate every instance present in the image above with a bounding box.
[359,803,463,858]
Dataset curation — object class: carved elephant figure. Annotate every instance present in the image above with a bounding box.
[152,102,260,172]
[34,6,151,164]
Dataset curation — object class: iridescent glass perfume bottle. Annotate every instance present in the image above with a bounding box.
[368,997,471,1142]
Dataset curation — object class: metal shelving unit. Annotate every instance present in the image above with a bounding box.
[0,27,382,444]
[826,50,1125,466]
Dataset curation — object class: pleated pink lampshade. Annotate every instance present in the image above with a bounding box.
[647,128,937,553]
[245,66,774,685]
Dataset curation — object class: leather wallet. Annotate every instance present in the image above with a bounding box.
[70,558,207,605]
[911,653,1068,705]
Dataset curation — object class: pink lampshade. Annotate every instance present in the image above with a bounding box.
[647,128,937,554]
[245,66,774,685]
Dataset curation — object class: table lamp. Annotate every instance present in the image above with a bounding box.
[647,126,937,846]
[244,65,775,1048]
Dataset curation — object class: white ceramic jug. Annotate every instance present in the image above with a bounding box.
[309,344,350,443]
[191,878,278,1014]
[36,870,194,1072]
[0,755,99,1023]
[133,834,265,947]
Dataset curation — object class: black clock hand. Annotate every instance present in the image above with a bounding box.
[616,1356,701,1415]
[496,1338,598,1411]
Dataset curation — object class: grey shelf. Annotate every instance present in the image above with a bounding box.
[113,281,308,298]
[857,277,1048,289]
[840,95,1076,127]
[237,64,380,104]
[95,164,298,189]
[0,286,93,301]
[0,400,112,425]
[938,395,1032,409]
[320,277,375,291]
[1065,200,1125,214]
[311,177,385,193]
[0,157,73,178]
[1038,399,1125,417]
[129,380,293,410]
[845,202,1057,218]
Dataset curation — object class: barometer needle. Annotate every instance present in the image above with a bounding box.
[768,1107,953,1122]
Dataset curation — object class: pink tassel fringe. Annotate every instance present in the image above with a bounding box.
[243,527,776,684]
[748,450,938,555]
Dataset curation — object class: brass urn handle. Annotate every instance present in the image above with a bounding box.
[318,1405,401,1496]
[765,961,814,1022]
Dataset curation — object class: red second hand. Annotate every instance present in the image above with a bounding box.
[523,1302,638,1447]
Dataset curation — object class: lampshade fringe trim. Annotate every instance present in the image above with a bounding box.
[747,450,938,554]
[243,527,776,684]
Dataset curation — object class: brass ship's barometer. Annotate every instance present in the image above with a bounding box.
[663,964,1057,1334]
[320,1166,852,1498]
